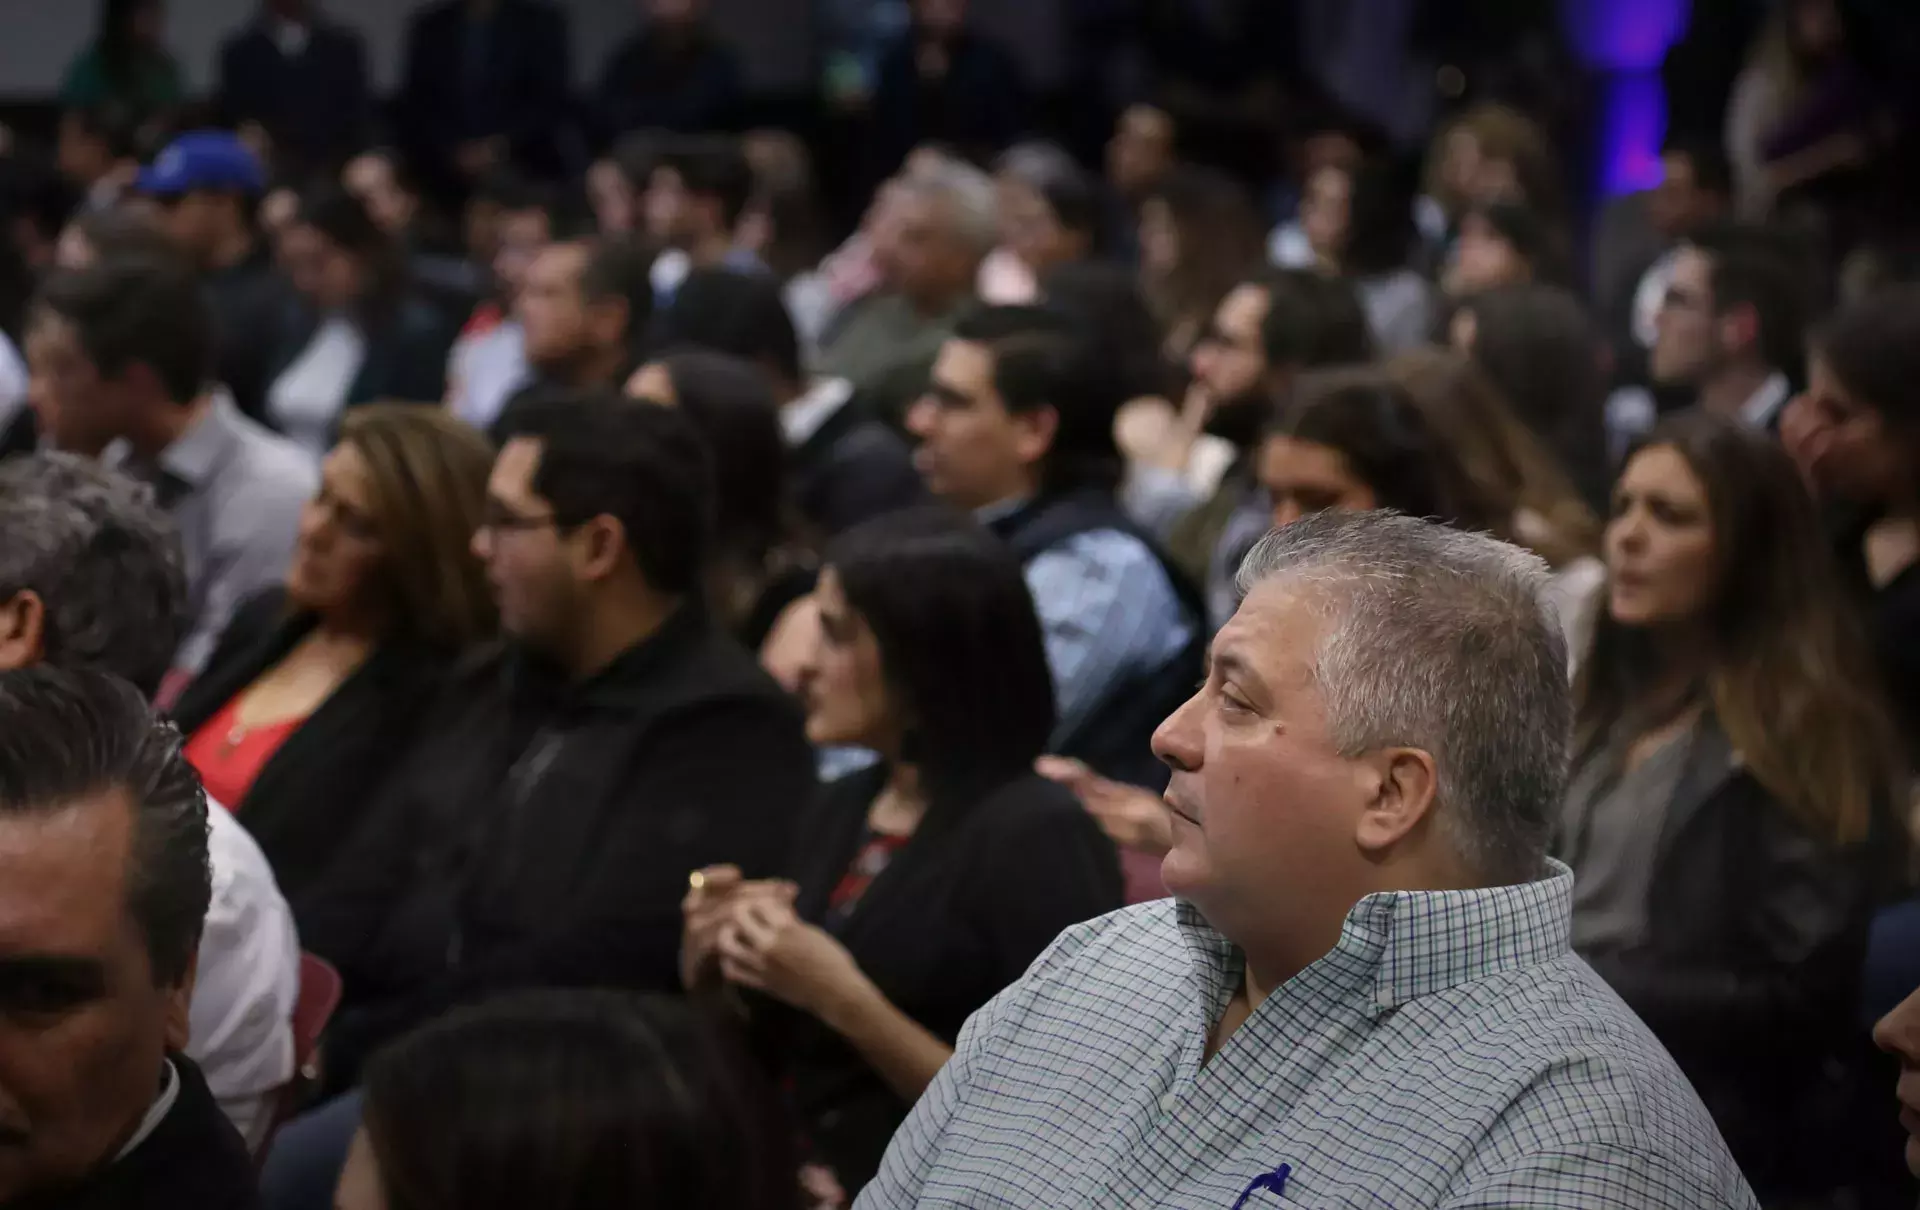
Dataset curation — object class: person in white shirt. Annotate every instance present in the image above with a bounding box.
[0,452,301,1152]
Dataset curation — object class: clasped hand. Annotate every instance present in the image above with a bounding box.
[681,866,866,1019]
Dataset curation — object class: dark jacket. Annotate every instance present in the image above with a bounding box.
[21,1056,257,1210]
[790,391,927,537]
[299,604,815,1085]
[170,590,455,904]
[769,765,1121,1191]
[207,243,296,423]
[0,405,34,460]
[594,22,742,139]
[1565,717,1889,1195]
[869,26,1028,180]
[266,294,459,418]
[396,0,572,190]
[217,17,371,175]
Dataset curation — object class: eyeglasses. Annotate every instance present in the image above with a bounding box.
[479,499,563,534]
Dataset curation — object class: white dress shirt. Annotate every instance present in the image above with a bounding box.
[191,806,301,1153]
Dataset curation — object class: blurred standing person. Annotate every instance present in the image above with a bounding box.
[59,0,183,139]
[867,0,1028,185]
[1558,411,1901,1200]
[1136,165,1265,366]
[173,406,495,904]
[1725,0,1878,220]
[394,0,572,203]
[25,256,316,686]
[217,0,372,181]
[688,509,1121,1193]
[266,188,460,457]
[817,159,996,426]
[137,129,289,422]
[595,0,743,140]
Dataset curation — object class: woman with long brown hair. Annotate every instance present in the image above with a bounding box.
[1555,409,1902,1200]
[175,404,496,902]
[1136,165,1265,365]
[1386,347,1604,649]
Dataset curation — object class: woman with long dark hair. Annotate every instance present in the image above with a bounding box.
[337,991,800,1210]
[682,508,1121,1193]
[1557,410,1902,1199]
[1136,165,1265,365]
[265,187,459,457]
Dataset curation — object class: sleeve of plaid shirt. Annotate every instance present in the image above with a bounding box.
[1022,530,1190,743]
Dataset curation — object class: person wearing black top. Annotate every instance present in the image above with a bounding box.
[296,389,815,1087]
[0,667,256,1210]
[685,508,1122,1193]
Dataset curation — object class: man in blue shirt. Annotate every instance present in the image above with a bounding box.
[906,304,1200,788]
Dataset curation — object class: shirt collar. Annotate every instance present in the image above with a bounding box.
[1177,860,1576,1016]
[156,392,242,490]
[973,496,1030,526]
[1739,371,1792,430]
[113,1058,178,1163]
[782,377,853,446]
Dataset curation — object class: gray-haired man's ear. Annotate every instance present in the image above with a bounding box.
[0,590,47,675]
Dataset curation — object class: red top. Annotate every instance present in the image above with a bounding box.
[183,696,304,812]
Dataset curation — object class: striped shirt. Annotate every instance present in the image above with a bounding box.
[854,862,1757,1209]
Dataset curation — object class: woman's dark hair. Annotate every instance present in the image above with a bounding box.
[1039,260,1172,402]
[1273,367,1491,529]
[827,507,1055,812]
[362,990,799,1210]
[1458,199,1570,287]
[1460,284,1611,508]
[1577,412,1899,846]
[650,351,801,625]
[1341,156,1420,278]
[297,184,406,322]
[995,142,1102,249]
[1139,165,1264,344]
[1811,282,1920,436]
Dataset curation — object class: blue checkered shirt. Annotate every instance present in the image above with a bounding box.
[853,862,1757,1209]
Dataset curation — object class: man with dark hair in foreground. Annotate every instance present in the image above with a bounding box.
[0,665,257,1209]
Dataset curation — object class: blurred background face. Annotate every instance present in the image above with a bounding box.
[1447,213,1527,296]
[1795,354,1909,505]
[24,310,131,456]
[1651,246,1720,386]
[516,244,591,368]
[471,438,582,654]
[1189,284,1269,413]
[913,0,966,38]
[287,442,386,619]
[1107,105,1172,197]
[1605,444,1718,628]
[1648,152,1719,240]
[644,166,692,247]
[998,179,1075,275]
[343,155,415,238]
[648,0,699,24]
[491,208,553,307]
[1299,165,1352,265]
[1136,197,1178,281]
[1259,435,1377,527]
[151,191,221,260]
[793,568,891,750]
[905,340,1032,509]
[875,193,967,305]
[1792,0,1842,58]
[55,116,111,186]
[282,223,364,312]
[587,160,635,236]
[126,0,163,45]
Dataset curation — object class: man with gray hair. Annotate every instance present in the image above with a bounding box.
[0,452,300,1155]
[856,511,1757,1208]
[814,155,996,422]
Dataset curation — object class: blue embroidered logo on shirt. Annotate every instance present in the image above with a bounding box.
[1230,1162,1292,1208]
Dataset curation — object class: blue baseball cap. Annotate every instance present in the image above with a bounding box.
[136,131,266,198]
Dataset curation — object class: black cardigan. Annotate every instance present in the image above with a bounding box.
[766,765,1122,1191]
[169,589,455,903]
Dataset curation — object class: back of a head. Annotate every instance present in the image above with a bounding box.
[996,141,1101,244]
[1277,368,1491,530]
[0,664,211,988]
[361,990,797,1210]
[299,183,392,264]
[1235,510,1568,885]
[335,405,499,650]
[494,388,714,597]
[581,236,656,355]
[1691,223,1807,377]
[651,351,788,564]
[1038,260,1171,401]
[1260,270,1375,371]
[651,268,800,389]
[826,507,1056,808]
[34,254,213,407]
[1813,282,1920,432]
[952,303,1123,495]
[1462,284,1603,438]
[664,136,757,232]
[896,158,999,265]
[0,453,184,699]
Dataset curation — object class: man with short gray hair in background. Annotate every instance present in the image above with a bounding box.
[856,511,1757,1209]
[814,155,997,424]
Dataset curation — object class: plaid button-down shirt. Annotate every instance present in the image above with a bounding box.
[854,862,1757,1209]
